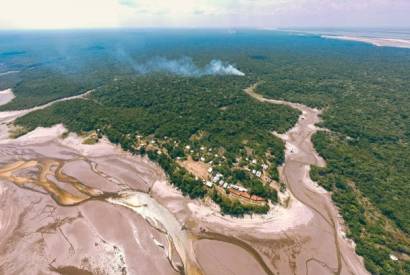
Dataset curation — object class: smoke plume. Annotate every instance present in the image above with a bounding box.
[134,57,245,76]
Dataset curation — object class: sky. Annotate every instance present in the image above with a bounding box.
[0,0,409,30]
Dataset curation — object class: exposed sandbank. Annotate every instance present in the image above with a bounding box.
[322,35,410,49]
[0,89,15,107]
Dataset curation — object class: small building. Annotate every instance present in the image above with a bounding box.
[238,186,247,192]
[230,184,247,192]
[200,157,205,162]
[205,181,213,188]
[256,171,262,178]
[208,167,213,173]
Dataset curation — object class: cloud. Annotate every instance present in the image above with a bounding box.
[0,0,409,29]
[118,0,136,7]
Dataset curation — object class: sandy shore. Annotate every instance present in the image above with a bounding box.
[0,89,15,107]
[322,35,410,49]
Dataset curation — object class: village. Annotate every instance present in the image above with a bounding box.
[131,134,283,208]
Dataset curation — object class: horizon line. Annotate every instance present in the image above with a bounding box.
[1,26,410,32]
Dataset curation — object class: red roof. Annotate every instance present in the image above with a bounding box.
[229,188,266,202]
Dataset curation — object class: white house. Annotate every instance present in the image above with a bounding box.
[205,181,213,188]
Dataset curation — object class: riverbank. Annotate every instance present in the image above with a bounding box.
[0,85,370,275]
[322,35,410,49]
[245,83,369,275]
[0,89,15,106]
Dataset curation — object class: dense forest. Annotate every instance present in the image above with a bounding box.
[1,30,410,274]
[14,75,298,214]
[256,39,410,274]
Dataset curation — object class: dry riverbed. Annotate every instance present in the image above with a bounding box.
[0,88,369,275]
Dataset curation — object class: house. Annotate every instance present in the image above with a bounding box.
[230,184,239,190]
[256,171,262,177]
[229,184,247,192]
[185,145,191,150]
[223,182,228,189]
[238,186,247,192]
[200,157,205,162]
[205,181,213,188]
[208,167,213,173]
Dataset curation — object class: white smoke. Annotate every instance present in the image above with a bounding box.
[204,59,245,76]
[134,57,245,76]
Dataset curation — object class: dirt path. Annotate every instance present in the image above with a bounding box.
[246,84,369,275]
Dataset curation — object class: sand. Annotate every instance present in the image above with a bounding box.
[178,157,210,180]
[322,35,410,49]
[245,84,369,275]
[0,89,15,106]
[0,136,181,274]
